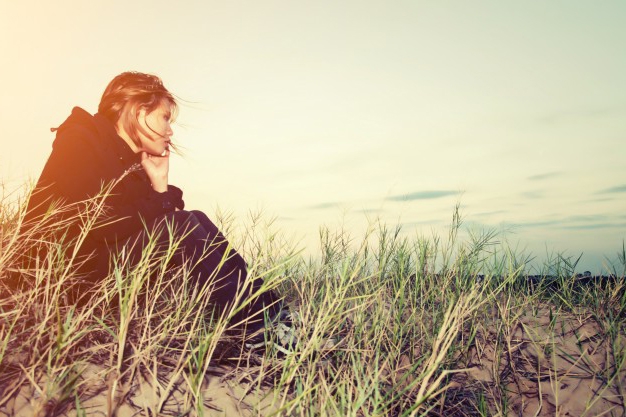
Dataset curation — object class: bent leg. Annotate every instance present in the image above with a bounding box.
[123,210,282,332]
[185,210,283,329]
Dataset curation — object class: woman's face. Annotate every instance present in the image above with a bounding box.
[137,100,174,156]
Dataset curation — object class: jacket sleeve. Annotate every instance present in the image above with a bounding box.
[89,180,186,243]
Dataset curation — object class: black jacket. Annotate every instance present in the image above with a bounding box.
[24,107,185,259]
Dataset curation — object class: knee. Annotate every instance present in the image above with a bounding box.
[167,210,202,230]
[188,210,221,236]
[190,210,212,226]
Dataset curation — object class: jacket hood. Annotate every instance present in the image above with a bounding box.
[51,107,139,164]
[52,107,97,136]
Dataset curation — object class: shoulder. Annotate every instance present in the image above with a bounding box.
[52,108,111,154]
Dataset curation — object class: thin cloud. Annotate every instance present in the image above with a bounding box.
[567,215,609,223]
[520,191,545,199]
[474,210,508,218]
[591,197,618,203]
[277,216,296,222]
[560,214,626,231]
[598,184,626,194]
[464,220,498,230]
[508,220,560,229]
[387,190,457,202]
[306,202,339,210]
[537,106,614,125]
[504,214,625,231]
[562,222,626,230]
[527,172,562,181]
[402,219,445,228]
[360,208,385,215]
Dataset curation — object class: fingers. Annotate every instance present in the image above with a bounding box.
[141,150,169,162]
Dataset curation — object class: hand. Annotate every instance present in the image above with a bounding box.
[141,150,169,192]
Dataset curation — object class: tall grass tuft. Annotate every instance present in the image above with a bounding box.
[1,185,625,416]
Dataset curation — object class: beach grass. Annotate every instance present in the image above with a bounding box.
[1,187,625,416]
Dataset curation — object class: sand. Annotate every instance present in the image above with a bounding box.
[2,362,280,417]
[449,304,625,416]
[2,304,624,416]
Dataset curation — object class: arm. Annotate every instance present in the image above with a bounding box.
[88,179,185,243]
[140,149,170,193]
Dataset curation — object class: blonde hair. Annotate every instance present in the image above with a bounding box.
[98,72,178,147]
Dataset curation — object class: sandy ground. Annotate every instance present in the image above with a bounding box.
[2,305,624,416]
[449,304,626,416]
[2,362,280,417]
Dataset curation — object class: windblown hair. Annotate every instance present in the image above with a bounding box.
[98,71,178,147]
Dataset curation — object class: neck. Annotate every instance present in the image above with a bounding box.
[115,123,140,153]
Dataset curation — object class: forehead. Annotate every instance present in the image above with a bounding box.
[151,100,173,117]
[158,100,173,113]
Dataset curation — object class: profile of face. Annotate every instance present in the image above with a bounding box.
[136,100,174,156]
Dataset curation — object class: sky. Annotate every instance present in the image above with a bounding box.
[1,1,624,273]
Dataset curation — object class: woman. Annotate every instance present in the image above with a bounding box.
[22,71,283,341]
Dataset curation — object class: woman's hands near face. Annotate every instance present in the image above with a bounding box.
[141,149,169,192]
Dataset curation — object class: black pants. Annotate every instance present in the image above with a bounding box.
[100,210,282,333]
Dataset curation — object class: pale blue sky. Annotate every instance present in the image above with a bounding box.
[1,1,624,273]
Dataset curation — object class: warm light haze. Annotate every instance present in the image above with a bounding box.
[1,1,624,273]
